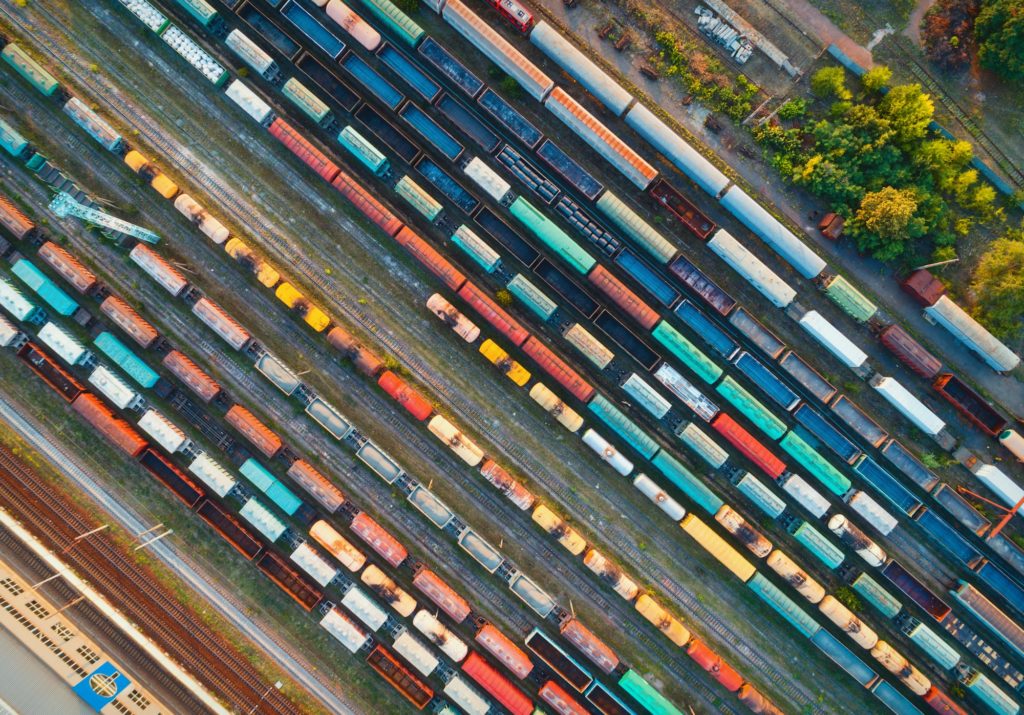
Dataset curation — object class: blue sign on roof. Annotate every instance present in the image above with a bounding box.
[72,661,131,711]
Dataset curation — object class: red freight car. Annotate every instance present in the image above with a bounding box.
[521,337,594,402]
[162,350,222,403]
[559,618,619,674]
[878,324,941,379]
[377,370,433,421]
[487,0,535,32]
[286,460,346,513]
[394,226,467,291]
[256,550,323,611]
[902,269,945,307]
[461,652,533,715]
[0,194,35,240]
[225,405,282,458]
[475,623,533,679]
[366,644,432,710]
[268,118,340,183]
[350,511,408,567]
[196,499,263,560]
[922,686,968,715]
[331,171,403,237]
[38,242,97,295]
[686,639,744,692]
[881,559,951,621]
[933,373,1007,436]
[479,459,536,510]
[649,179,715,240]
[711,413,785,479]
[18,343,84,402]
[457,281,530,347]
[412,567,471,623]
[326,325,385,377]
[539,681,587,715]
[71,394,147,457]
[587,265,659,330]
[139,449,205,508]
[100,295,159,348]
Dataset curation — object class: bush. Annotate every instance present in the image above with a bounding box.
[498,76,524,100]
[810,67,851,100]
[777,98,809,120]
[494,289,513,307]
[833,587,862,612]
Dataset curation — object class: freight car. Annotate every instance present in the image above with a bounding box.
[0,194,36,241]
[932,373,1006,436]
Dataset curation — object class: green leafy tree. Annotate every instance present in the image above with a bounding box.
[879,84,935,144]
[970,230,1024,338]
[861,65,892,94]
[848,187,926,260]
[393,0,419,13]
[975,0,1024,81]
[810,66,851,100]
[777,98,808,120]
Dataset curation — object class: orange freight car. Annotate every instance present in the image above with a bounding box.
[287,460,346,513]
[686,639,744,692]
[461,652,533,715]
[412,567,471,623]
[587,264,659,330]
[100,295,159,348]
[162,350,222,403]
[366,645,432,710]
[394,226,467,292]
[520,337,594,402]
[457,281,530,347]
[350,512,408,567]
[38,242,97,295]
[559,618,619,674]
[331,171,403,237]
[71,393,147,457]
[377,370,433,421]
[326,325,384,377]
[268,118,340,182]
[225,404,282,458]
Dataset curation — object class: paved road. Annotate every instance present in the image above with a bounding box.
[0,398,357,715]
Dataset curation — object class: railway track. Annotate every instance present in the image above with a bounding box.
[0,444,302,715]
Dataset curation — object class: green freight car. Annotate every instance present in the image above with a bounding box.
[2,43,59,97]
[650,321,722,384]
[748,573,821,637]
[395,176,442,221]
[174,0,222,28]
[338,126,389,176]
[823,275,877,323]
[851,572,902,618]
[780,431,852,497]
[94,332,159,388]
[791,521,844,569]
[0,118,28,158]
[618,670,684,715]
[507,274,557,321]
[734,471,786,518]
[357,0,424,47]
[716,376,787,440]
[452,225,501,273]
[652,450,723,515]
[588,394,659,459]
[595,191,676,264]
[282,78,332,127]
[509,196,595,274]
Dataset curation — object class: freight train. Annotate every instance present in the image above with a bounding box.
[12,5,1019,708]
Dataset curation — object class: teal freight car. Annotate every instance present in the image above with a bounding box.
[507,274,557,321]
[588,394,659,459]
[93,332,159,388]
[338,125,389,176]
[509,197,595,275]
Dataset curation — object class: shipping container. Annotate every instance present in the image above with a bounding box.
[831,396,888,448]
[809,630,877,687]
[529,21,632,114]
[64,96,123,151]
[174,194,229,243]
[461,652,532,715]
[822,275,877,322]
[37,242,96,295]
[680,514,756,581]
[765,550,825,603]
[354,0,425,47]
[540,680,587,715]
[100,295,159,349]
[338,125,389,176]
[882,560,950,621]
[225,80,274,125]
[162,26,229,86]
[902,269,946,307]
[673,301,739,360]
[951,581,1024,659]
[716,375,787,440]
[130,244,188,297]
[560,618,619,675]
[226,405,282,458]
[71,394,147,458]
[720,186,826,280]
[0,119,28,159]
[320,606,370,654]
[711,413,786,480]
[870,375,945,436]
[93,332,158,388]
[288,460,346,514]
[957,670,1017,715]
[617,669,684,715]
[653,363,719,422]
[351,511,407,567]
[735,471,786,518]
[192,297,251,351]
[778,350,837,404]
[528,382,583,432]
[1,43,58,95]
[927,296,1021,372]
[853,456,921,516]
[475,624,533,679]
[443,675,489,715]
[678,422,728,467]
[733,352,800,412]
[413,610,467,662]
[138,408,189,454]
[162,350,220,403]
[88,364,141,411]
[392,630,439,677]
[588,394,660,459]
[650,320,722,384]
[581,429,633,477]
[708,229,796,308]
[779,472,830,518]
[878,324,941,379]
[799,311,867,368]
[522,337,593,402]
[846,490,899,536]
[12,260,77,317]
[36,322,88,367]
[588,265,659,330]
[226,28,280,80]
[793,404,860,464]
[0,195,36,241]
[395,226,466,290]
[508,274,557,322]
[747,572,820,636]
[933,373,1006,435]
[269,118,340,182]
[509,197,595,274]
[653,450,723,515]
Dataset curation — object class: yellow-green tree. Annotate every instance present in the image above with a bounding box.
[848,187,926,261]
[810,67,851,100]
[971,230,1024,338]
[879,84,935,144]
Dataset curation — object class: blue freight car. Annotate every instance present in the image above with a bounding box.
[595,311,659,369]
[377,44,439,101]
[281,1,346,58]
[399,103,463,161]
[973,561,1024,618]
[478,88,543,148]
[354,105,418,162]
[415,158,479,213]
[434,94,500,153]
[652,450,724,515]
[418,37,485,97]
[674,300,738,360]
[614,250,679,308]
[914,509,984,568]
[296,54,359,110]
[476,208,539,265]
[880,440,939,492]
[810,629,877,687]
[341,52,403,109]
[853,455,922,516]
[497,145,559,204]
[536,139,604,201]
[734,352,799,411]
[793,404,860,465]
[238,4,300,57]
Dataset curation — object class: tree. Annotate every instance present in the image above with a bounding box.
[393,0,419,13]
[970,230,1024,338]
[861,66,892,94]
[848,187,926,260]
[922,0,980,69]
[975,0,1024,81]
[879,84,935,144]
[810,66,851,100]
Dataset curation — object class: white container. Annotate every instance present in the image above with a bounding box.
[720,185,827,279]
[319,607,369,653]
[192,297,250,351]
[633,474,686,521]
[174,194,229,244]
[798,310,868,368]
[582,428,633,476]
[765,550,825,603]
[413,610,469,662]
[819,595,878,649]
[974,463,1024,515]
[443,675,489,715]
[846,490,898,536]
[225,29,277,78]
[925,295,1020,372]
[828,515,887,567]
[309,520,366,572]
[392,630,439,676]
[290,542,338,587]
[130,244,189,296]
[187,452,236,498]
[0,276,39,321]
[239,498,287,542]
[622,373,671,419]
[529,383,584,433]
[779,472,829,518]
[463,157,511,202]
[138,408,189,453]
[341,585,388,632]
[653,363,719,422]
[679,422,729,468]
[225,80,273,125]
[1000,430,1024,462]
[869,375,945,436]
[0,314,21,348]
[37,322,90,366]
[707,228,797,308]
[88,364,142,410]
